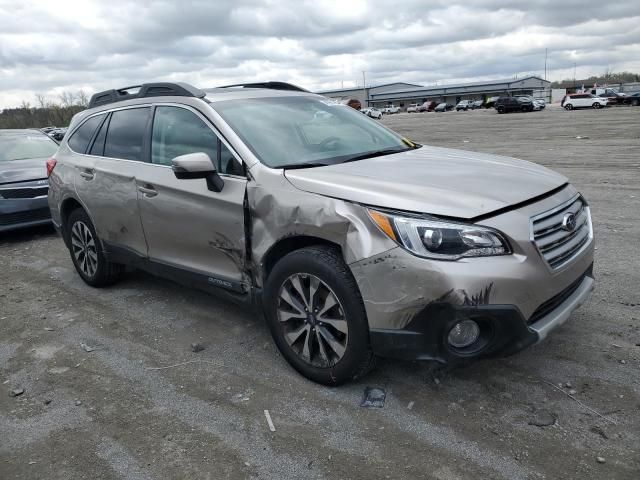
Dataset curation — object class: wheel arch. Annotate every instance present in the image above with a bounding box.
[261,235,343,285]
[59,196,92,248]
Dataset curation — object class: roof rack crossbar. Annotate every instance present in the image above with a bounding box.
[217,81,308,92]
[88,82,206,109]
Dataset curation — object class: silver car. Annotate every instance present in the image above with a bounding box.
[48,81,595,384]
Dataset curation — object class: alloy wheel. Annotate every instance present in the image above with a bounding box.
[277,273,348,368]
[71,221,98,277]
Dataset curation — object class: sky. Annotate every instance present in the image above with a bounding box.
[1,0,639,108]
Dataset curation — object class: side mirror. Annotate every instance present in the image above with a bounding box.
[171,152,224,192]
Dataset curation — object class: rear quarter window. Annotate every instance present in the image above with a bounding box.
[68,114,106,153]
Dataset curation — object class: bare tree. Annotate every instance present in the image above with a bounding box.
[76,89,89,107]
[35,94,48,109]
[59,91,76,108]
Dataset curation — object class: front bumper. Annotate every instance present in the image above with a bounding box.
[369,265,594,363]
[0,196,51,233]
[349,186,595,363]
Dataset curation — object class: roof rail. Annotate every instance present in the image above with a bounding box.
[217,81,309,92]
[88,82,206,109]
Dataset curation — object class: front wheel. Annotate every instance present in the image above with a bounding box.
[593,103,601,109]
[66,208,123,287]
[497,106,505,114]
[564,104,573,110]
[264,246,374,385]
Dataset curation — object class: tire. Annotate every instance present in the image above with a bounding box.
[633,99,639,106]
[565,104,573,110]
[497,106,505,114]
[263,246,374,385]
[593,103,601,109]
[66,208,123,287]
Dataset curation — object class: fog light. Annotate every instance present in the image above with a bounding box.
[447,319,480,348]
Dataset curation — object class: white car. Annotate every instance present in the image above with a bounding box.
[563,94,608,110]
[406,103,420,113]
[383,105,400,114]
[455,100,472,111]
[362,107,382,119]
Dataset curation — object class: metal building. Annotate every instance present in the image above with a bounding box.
[317,76,551,108]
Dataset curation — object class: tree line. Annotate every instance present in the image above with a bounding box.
[0,90,88,129]
[551,71,640,88]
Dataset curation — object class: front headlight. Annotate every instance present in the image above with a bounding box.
[368,209,511,260]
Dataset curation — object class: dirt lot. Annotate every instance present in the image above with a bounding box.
[1,105,639,480]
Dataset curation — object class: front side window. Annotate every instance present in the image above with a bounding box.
[212,96,414,169]
[68,114,105,153]
[104,108,150,161]
[151,106,243,175]
[0,133,58,162]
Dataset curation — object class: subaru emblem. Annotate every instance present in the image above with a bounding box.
[562,212,577,232]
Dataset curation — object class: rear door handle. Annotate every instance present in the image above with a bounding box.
[138,185,158,198]
[79,168,94,180]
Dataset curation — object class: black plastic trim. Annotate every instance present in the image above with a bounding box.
[88,82,206,109]
[369,302,538,364]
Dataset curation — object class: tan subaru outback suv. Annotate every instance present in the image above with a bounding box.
[48,82,594,385]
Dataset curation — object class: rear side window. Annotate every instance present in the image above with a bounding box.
[68,114,105,153]
[89,114,109,156]
[104,108,150,161]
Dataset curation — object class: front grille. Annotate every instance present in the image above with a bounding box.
[531,195,592,270]
[0,186,48,199]
[0,207,51,226]
[528,266,592,325]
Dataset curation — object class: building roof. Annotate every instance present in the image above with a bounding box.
[369,76,550,101]
[316,81,423,94]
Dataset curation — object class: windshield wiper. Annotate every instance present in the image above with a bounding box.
[340,147,411,164]
[280,161,331,170]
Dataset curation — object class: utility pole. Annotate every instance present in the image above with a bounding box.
[544,48,548,80]
[362,71,367,107]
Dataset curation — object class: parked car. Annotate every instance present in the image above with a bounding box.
[471,100,484,109]
[515,96,542,111]
[434,102,453,112]
[484,96,500,108]
[48,127,67,142]
[455,100,472,111]
[1,129,58,232]
[49,81,595,385]
[361,107,382,119]
[495,96,533,113]
[590,88,628,105]
[562,94,608,110]
[418,101,436,112]
[533,98,546,110]
[406,103,420,113]
[628,92,640,106]
[382,104,400,114]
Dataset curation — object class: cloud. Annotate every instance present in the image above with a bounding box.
[0,0,638,108]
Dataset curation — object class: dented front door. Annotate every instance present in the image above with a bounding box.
[135,104,248,288]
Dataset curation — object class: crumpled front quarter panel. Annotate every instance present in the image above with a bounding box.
[247,165,397,286]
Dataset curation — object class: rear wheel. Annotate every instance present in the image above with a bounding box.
[66,208,123,287]
[633,99,640,106]
[264,246,374,385]
[497,106,505,114]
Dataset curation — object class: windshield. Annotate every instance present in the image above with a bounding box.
[212,96,414,168]
[0,133,58,162]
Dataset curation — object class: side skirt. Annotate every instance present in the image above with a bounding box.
[103,241,258,309]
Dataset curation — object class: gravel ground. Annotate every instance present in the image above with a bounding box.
[1,105,639,479]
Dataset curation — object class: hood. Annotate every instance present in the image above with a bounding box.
[285,146,567,219]
[0,157,48,185]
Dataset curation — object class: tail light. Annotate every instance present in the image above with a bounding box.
[46,158,57,178]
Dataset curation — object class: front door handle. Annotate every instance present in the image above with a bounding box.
[79,169,94,180]
[138,185,158,198]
